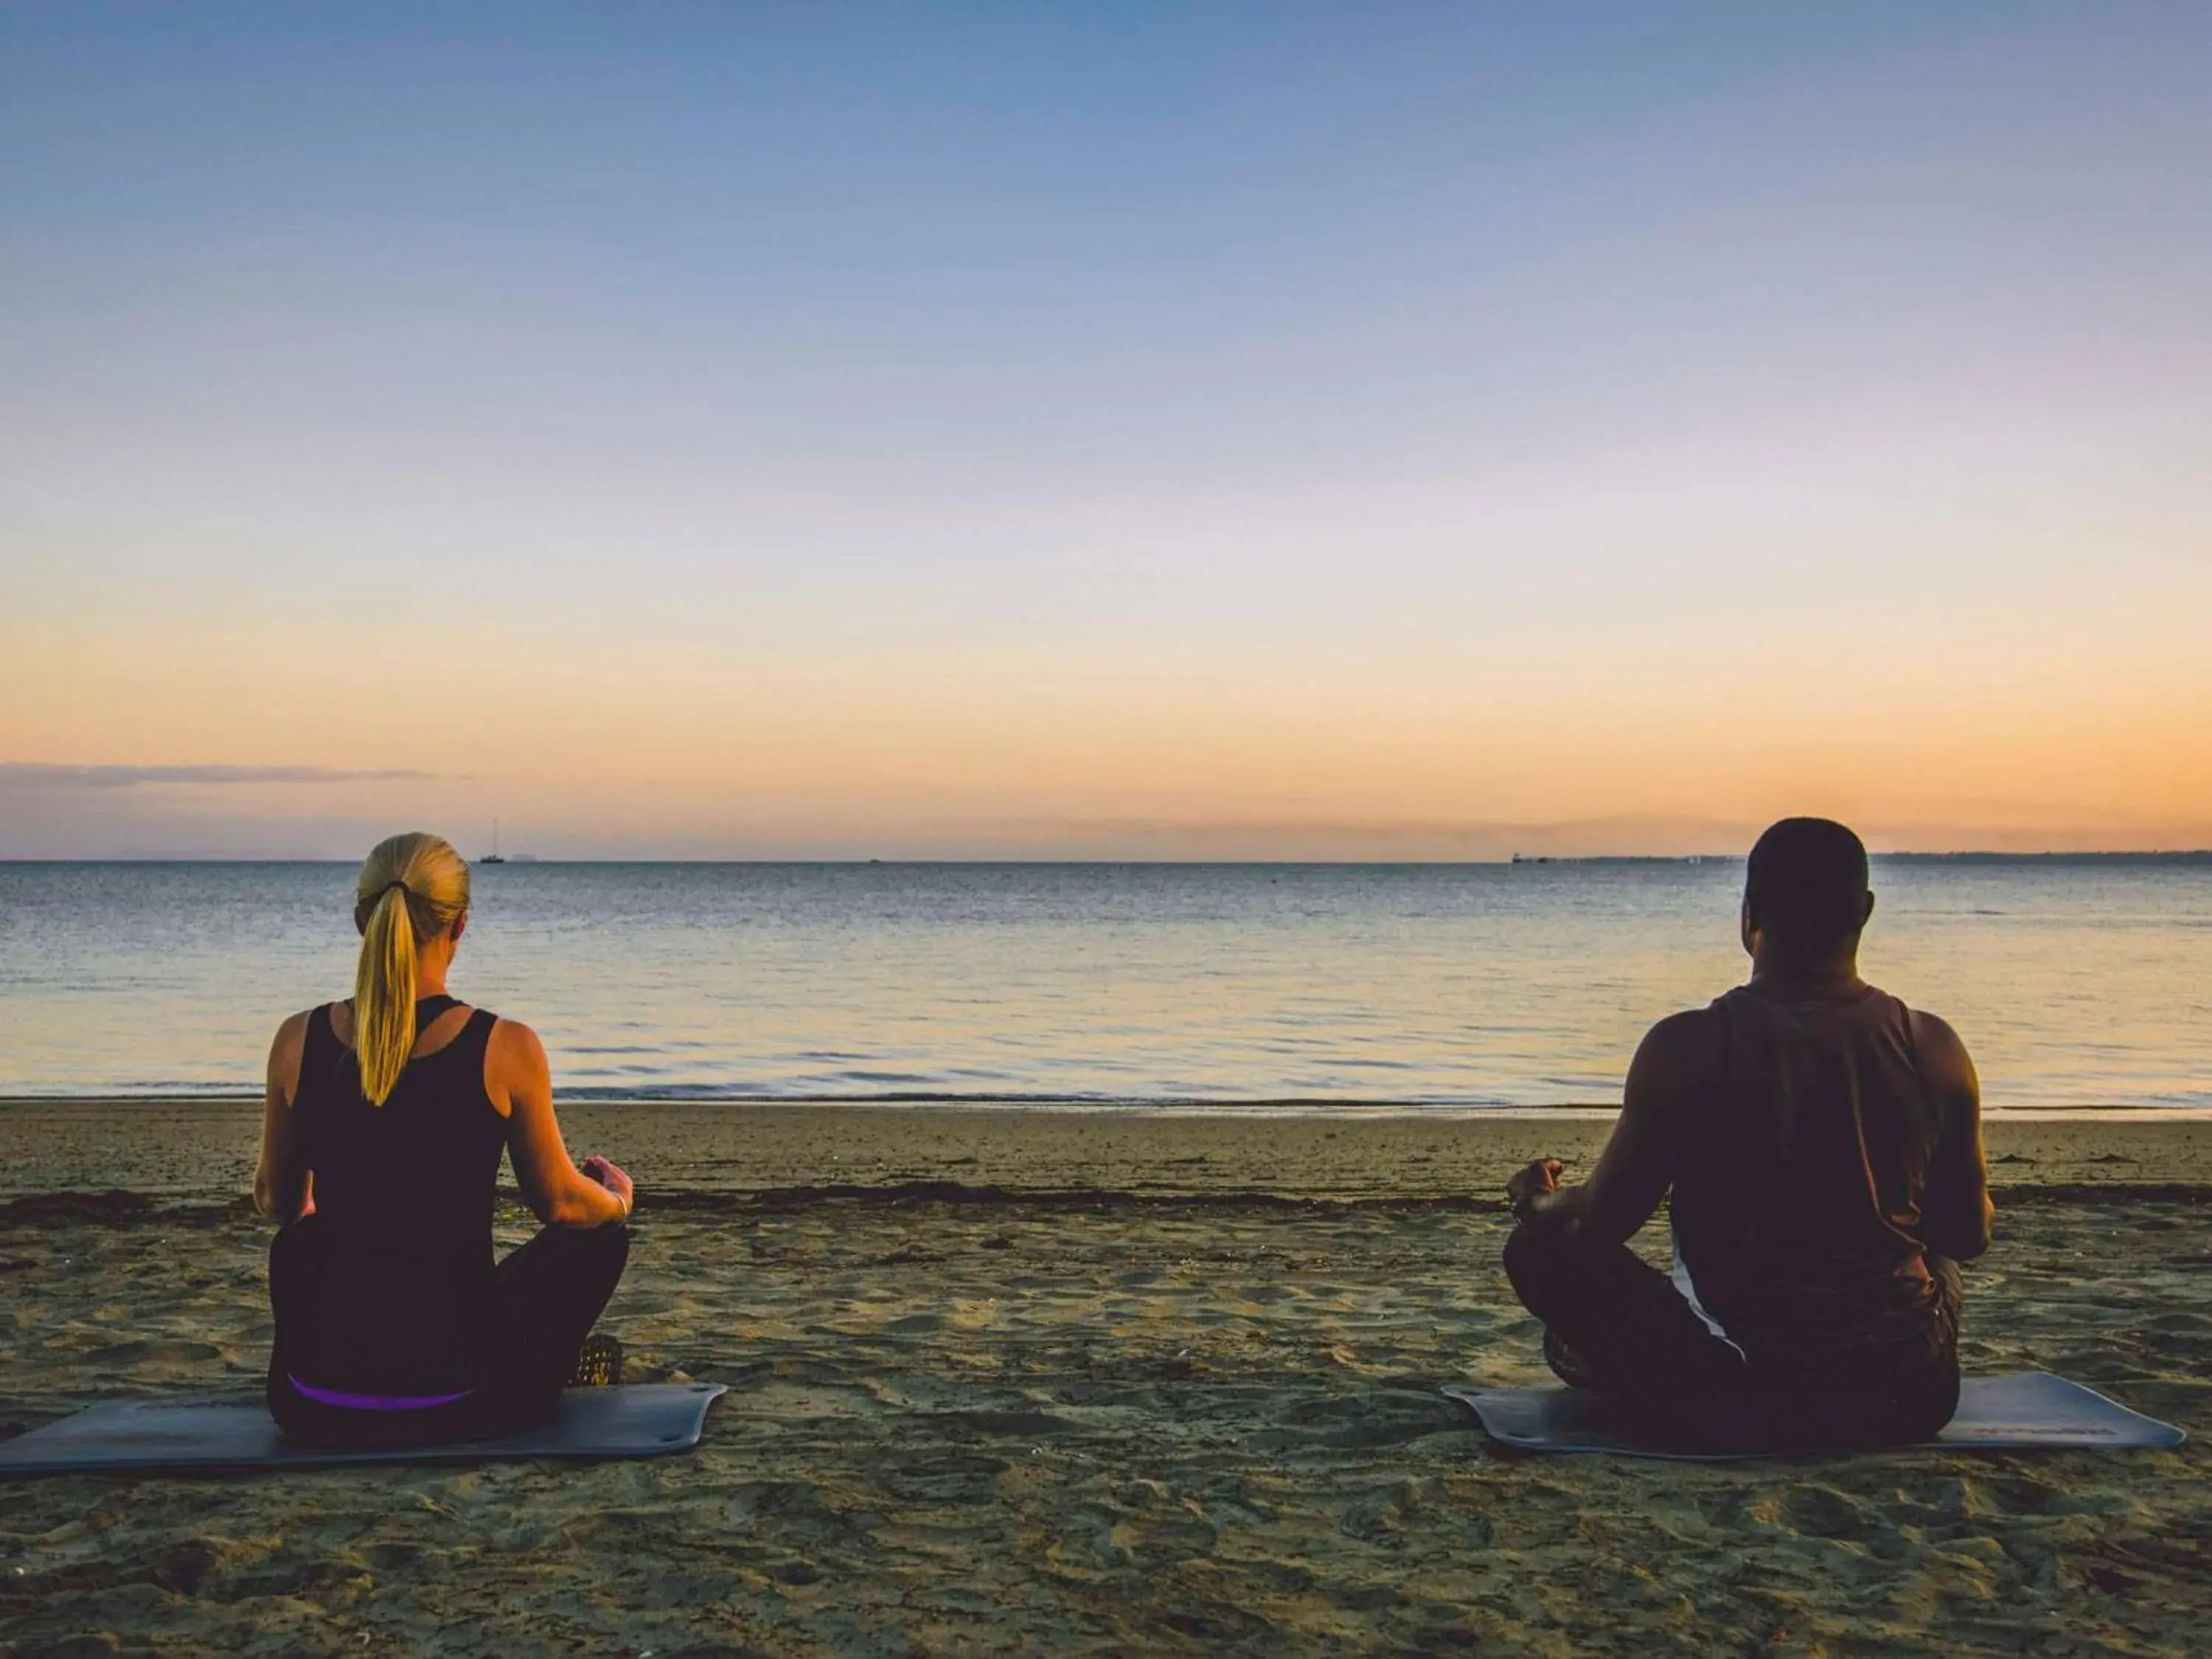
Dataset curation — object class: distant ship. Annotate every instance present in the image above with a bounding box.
[479,819,507,865]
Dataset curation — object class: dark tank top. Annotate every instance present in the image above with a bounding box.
[291,996,507,1396]
[1669,982,1947,1385]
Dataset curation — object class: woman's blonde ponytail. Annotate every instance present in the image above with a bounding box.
[352,832,471,1106]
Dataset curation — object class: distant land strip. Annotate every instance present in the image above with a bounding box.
[3,849,2211,866]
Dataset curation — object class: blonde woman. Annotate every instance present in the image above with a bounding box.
[253,832,634,1448]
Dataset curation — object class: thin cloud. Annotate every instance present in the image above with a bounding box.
[0,763,440,789]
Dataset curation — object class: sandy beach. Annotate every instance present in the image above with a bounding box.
[3,1104,2208,1655]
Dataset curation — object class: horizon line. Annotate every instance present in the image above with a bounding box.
[6,850,2211,867]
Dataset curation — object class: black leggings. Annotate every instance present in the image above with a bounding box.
[1503,1221,1961,1455]
[268,1216,630,1449]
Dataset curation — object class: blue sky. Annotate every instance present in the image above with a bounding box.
[3,4,2208,856]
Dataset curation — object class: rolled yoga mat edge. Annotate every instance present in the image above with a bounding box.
[1442,1372,2186,1460]
[0,1382,729,1477]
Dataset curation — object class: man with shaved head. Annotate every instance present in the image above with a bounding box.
[1502,818,1993,1453]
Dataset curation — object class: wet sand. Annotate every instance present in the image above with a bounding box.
[2,1104,2208,1655]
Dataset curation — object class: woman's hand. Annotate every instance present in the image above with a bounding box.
[581,1155,635,1219]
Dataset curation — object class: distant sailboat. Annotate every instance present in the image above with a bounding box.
[479,819,507,865]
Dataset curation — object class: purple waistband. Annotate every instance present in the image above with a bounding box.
[288,1375,475,1412]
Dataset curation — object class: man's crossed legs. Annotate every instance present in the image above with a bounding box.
[1503,1222,1961,1455]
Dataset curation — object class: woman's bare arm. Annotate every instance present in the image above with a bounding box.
[487,1018,633,1227]
[253,1012,314,1223]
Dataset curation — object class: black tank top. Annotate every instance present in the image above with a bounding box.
[291,996,508,1395]
[1669,982,1947,1384]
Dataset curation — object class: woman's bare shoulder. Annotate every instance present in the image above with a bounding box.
[484,1015,549,1074]
[479,1015,549,1123]
[266,1007,323,1103]
[270,1006,321,1054]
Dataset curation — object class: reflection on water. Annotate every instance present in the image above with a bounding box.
[0,860,2205,1108]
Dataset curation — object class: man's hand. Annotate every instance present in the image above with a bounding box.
[1506,1158,1565,1217]
[581,1155,635,1218]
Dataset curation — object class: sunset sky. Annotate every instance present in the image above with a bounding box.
[4,4,2208,858]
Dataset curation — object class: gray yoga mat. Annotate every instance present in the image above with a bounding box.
[0,1382,727,1477]
[1444,1372,2185,1460]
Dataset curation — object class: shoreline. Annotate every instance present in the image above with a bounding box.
[1,1092,2206,1121]
[7,1099,2208,1203]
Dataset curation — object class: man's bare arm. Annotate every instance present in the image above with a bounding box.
[1914,1009,1993,1261]
[1512,1009,1710,1248]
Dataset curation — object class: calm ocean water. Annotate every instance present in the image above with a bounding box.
[0,860,2206,1109]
